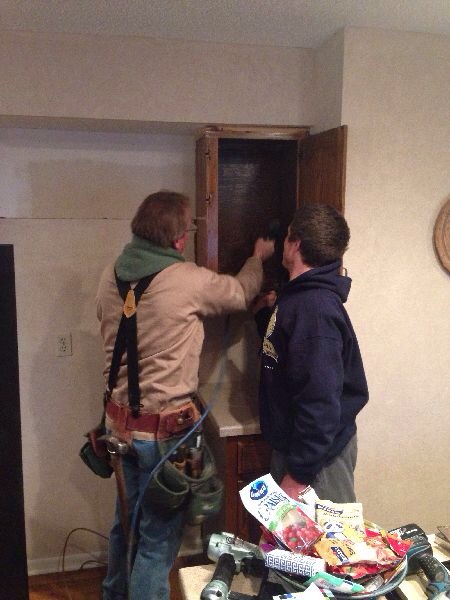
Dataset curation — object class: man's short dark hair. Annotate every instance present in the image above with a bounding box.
[131,191,190,248]
[289,204,350,267]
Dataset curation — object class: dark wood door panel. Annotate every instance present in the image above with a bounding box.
[237,437,272,477]
[217,138,297,277]
[298,125,347,213]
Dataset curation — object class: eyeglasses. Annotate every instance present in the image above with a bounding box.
[186,218,198,232]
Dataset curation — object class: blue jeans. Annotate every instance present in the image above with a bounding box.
[102,438,185,600]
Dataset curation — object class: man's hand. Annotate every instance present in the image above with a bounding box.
[280,473,308,501]
[253,237,275,262]
[251,290,277,314]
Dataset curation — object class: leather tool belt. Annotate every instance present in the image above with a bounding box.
[106,399,201,440]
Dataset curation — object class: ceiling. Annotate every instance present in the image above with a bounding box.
[1,0,448,49]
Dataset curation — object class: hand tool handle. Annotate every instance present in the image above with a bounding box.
[417,554,450,597]
[266,218,281,241]
[201,552,236,600]
[419,554,449,582]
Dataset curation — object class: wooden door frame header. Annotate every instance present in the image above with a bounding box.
[196,124,310,140]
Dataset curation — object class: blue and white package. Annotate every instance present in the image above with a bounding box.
[265,549,325,577]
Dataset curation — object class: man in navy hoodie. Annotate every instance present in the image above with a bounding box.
[254,204,368,503]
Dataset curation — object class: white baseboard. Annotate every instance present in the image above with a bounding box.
[28,525,203,576]
[28,551,108,576]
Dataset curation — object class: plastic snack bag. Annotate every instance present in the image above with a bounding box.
[315,500,365,542]
[239,474,323,553]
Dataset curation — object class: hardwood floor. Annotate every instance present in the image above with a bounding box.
[28,554,207,600]
[29,567,105,600]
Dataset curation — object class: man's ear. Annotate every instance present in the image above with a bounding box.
[172,237,184,253]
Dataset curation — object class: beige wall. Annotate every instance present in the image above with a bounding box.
[339,28,450,532]
[0,128,199,571]
[0,30,314,126]
[312,29,345,132]
[1,26,449,571]
[314,27,449,533]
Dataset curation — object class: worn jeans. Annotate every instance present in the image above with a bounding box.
[102,438,185,600]
[271,435,358,503]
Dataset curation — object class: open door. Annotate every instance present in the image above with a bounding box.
[297,125,347,213]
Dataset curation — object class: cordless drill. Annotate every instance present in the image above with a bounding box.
[390,524,450,599]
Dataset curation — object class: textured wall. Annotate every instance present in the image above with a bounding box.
[0,128,197,570]
[340,29,450,532]
[0,30,314,126]
[312,28,345,133]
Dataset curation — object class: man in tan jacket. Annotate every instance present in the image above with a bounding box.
[97,190,273,600]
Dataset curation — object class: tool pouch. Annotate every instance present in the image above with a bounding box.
[79,424,113,479]
[186,474,224,526]
[145,442,223,525]
[145,461,190,512]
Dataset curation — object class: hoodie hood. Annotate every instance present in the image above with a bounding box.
[285,260,351,303]
[115,235,184,281]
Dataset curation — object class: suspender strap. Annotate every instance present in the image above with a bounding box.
[107,271,159,418]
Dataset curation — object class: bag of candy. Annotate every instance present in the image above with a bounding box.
[239,474,323,553]
[315,500,365,542]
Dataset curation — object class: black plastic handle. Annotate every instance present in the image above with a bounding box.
[418,554,450,584]
[211,552,236,588]
[201,552,237,600]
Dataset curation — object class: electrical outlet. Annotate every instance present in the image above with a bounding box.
[56,333,72,357]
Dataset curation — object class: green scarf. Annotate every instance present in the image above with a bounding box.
[115,235,185,281]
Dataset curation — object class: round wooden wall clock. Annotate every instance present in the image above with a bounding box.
[433,198,450,273]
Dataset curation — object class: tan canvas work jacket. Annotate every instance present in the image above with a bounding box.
[96,257,263,439]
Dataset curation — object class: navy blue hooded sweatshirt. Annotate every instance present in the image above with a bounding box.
[256,260,368,484]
